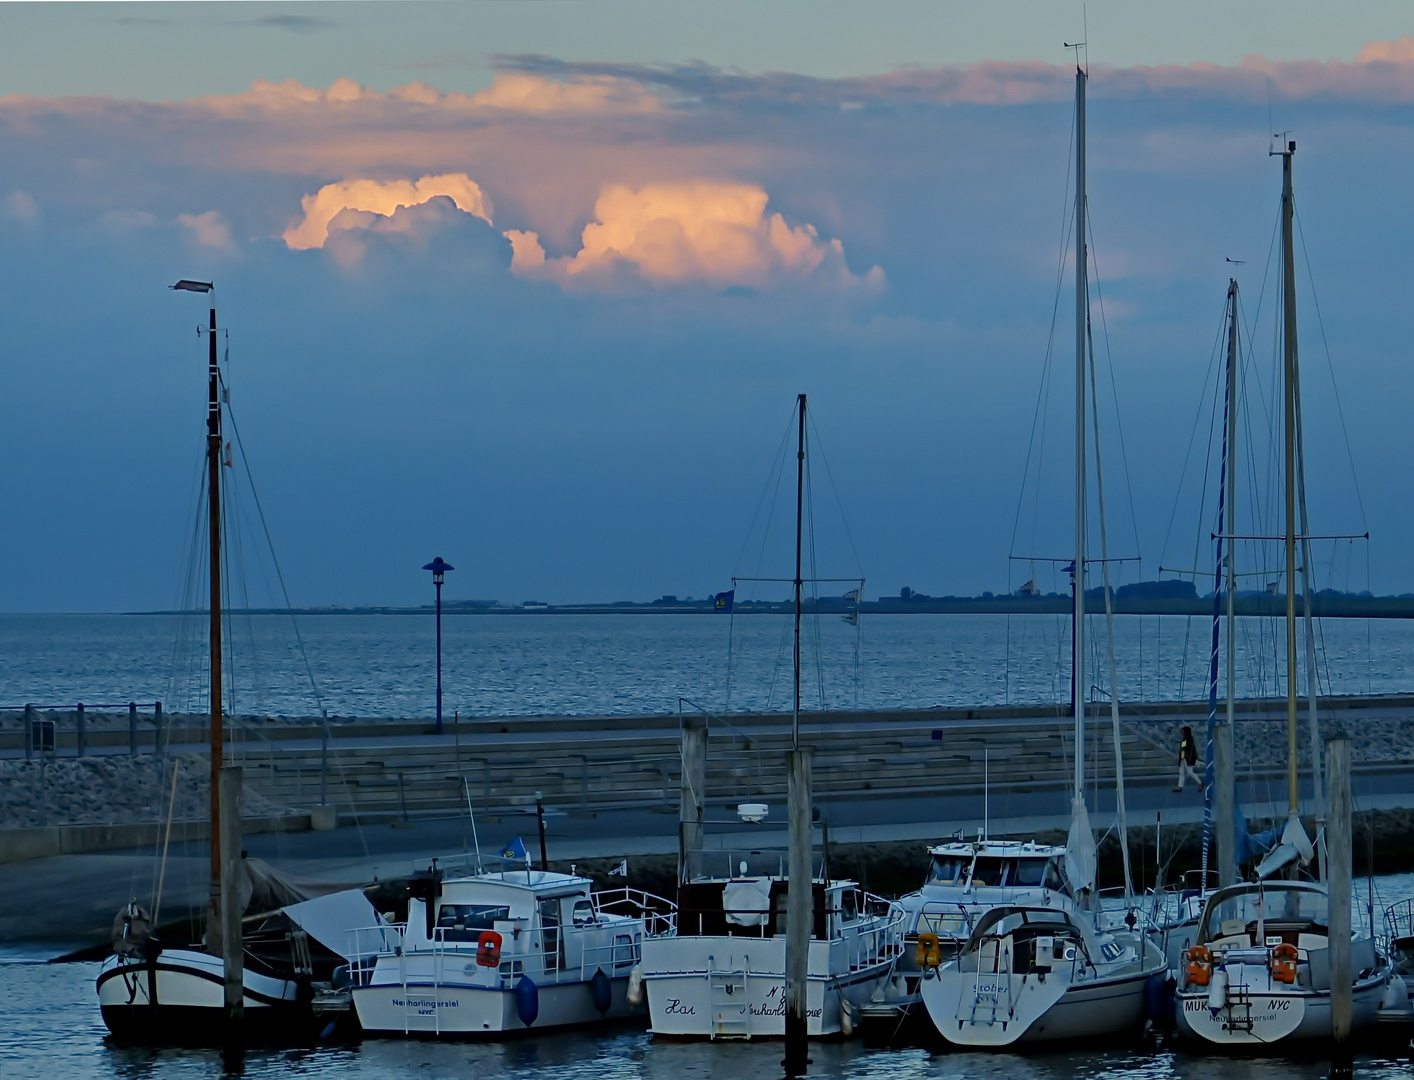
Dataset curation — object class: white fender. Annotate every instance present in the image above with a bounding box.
[840,997,854,1038]
[1207,968,1228,1012]
[626,965,644,1007]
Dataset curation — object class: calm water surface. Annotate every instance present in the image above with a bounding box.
[1,613,1410,719]
[1,946,1408,1080]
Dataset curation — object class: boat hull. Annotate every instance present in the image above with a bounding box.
[352,975,638,1037]
[921,965,1157,1047]
[1174,971,1387,1046]
[96,950,311,1044]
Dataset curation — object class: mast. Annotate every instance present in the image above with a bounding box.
[1278,140,1299,819]
[794,393,805,750]
[1215,279,1240,886]
[1072,64,1088,803]
[207,291,223,909]
[1203,279,1238,881]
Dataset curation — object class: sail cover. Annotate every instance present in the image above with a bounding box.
[282,889,388,960]
[1064,796,1097,895]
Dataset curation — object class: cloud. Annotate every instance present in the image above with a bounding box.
[4,190,40,225]
[178,209,234,250]
[282,174,493,251]
[464,72,659,114]
[231,15,337,34]
[508,181,883,291]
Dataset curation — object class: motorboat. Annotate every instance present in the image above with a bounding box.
[919,904,1166,1047]
[349,864,674,1037]
[1174,880,1391,1045]
[638,848,903,1039]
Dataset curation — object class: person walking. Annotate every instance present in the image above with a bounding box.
[1174,725,1202,792]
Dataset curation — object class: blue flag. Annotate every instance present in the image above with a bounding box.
[500,836,529,862]
[714,589,735,612]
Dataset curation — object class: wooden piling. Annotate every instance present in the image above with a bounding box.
[1327,736,1351,1053]
[678,716,707,882]
[784,747,813,1077]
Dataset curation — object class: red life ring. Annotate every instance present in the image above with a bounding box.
[477,930,503,968]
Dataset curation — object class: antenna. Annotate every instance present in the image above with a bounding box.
[1064,5,1089,72]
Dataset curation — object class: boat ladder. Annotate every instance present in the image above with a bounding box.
[960,947,1013,1028]
[1221,977,1254,1034]
[707,957,750,1040]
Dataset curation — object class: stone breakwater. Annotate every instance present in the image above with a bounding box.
[0,756,286,829]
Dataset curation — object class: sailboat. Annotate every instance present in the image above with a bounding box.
[96,282,372,1042]
[1171,142,1397,1047]
[916,61,1165,1050]
[637,395,904,1040]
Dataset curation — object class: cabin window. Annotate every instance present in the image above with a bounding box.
[613,934,637,968]
[571,900,596,926]
[972,859,1006,887]
[928,856,968,885]
[539,897,562,970]
[1012,859,1046,887]
[840,890,858,923]
[436,904,511,941]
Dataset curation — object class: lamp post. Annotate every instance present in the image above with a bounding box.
[422,557,454,733]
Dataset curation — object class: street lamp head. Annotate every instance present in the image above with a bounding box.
[171,279,214,293]
[423,557,454,585]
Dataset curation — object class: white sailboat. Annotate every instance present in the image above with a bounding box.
[1171,141,1398,1048]
[637,395,905,1040]
[918,59,1165,1049]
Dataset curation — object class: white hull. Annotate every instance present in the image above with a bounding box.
[353,974,638,1036]
[1175,970,1387,1045]
[921,962,1156,1046]
[641,935,895,1039]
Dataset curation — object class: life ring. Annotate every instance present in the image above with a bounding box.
[476,930,503,968]
[1269,942,1298,984]
[1184,944,1212,987]
[915,932,942,969]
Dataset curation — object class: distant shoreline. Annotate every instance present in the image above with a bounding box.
[130,594,1414,619]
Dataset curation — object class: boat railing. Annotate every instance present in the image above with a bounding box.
[910,901,973,941]
[843,903,906,973]
[592,887,678,937]
[1384,898,1414,947]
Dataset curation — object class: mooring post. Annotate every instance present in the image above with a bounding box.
[1327,736,1352,1061]
[76,702,85,757]
[784,747,813,1078]
[23,704,33,761]
[129,702,138,756]
[679,716,707,883]
[319,729,328,808]
[218,764,245,1029]
[1214,720,1237,886]
[154,701,165,756]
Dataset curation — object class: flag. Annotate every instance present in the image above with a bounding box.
[714,589,735,612]
[843,588,861,605]
[609,859,628,877]
[500,836,529,863]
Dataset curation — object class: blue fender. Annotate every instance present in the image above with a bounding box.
[515,976,539,1027]
[590,967,612,1016]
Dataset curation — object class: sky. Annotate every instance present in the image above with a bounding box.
[1,2,1413,611]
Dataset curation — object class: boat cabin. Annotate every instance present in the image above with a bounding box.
[675,849,870,941]
[925,840,1070,894]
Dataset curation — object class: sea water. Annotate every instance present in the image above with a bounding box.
[1,612,1411,719]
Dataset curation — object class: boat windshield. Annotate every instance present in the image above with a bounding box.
[927,856,968,885]
[437,904,512,941]
[1203,887,1329,939]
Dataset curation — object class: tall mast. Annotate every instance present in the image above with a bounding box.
[794,393,806,750]
[1072,65,1088,802]
[1224,282,1238,748]
[1278,140,1299,818]
[206,292,224,928]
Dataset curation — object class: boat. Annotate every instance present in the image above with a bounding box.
[1174,881,1391,1044]
[1171,141,1402,1048]
[920,905,1163,1047]
[95,281,311,1042]
[637,395,904,1041]
[639,847,903,1039]
[349,863,675,1037]
[908,58,1165,1050]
